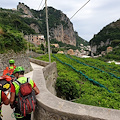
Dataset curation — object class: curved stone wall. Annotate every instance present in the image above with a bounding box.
[29,58,120,120]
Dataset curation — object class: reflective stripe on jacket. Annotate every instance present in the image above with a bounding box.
[6,66,16,70]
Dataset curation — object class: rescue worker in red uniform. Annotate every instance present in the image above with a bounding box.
[10,66,40,120]
[0,90,10,120]
[3,59,16,76]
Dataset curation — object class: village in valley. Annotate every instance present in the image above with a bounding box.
[24,34,115,59]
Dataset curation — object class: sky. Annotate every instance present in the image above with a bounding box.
[1,0,120,42]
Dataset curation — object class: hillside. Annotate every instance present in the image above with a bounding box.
[97,46,120,62]
[90,19,120,55]
[0,24,27,53]
[17,2,89,48]
[0,3,89,53]
[36,54,120,110]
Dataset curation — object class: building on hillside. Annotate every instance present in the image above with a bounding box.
[67,49,75,55]
[51,44,59,48]
[80,49,87,55]
[107,46,113,53]
[74,49,81,57]
[12,8,17,11]
[101,51,106,56]
[24,34,46,47]
[57,51,64,54]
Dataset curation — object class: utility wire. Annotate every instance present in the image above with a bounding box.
[70,0,90,20]
[38,0,44,10]
[41,2,45,10]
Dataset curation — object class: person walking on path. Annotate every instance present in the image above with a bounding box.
[0,89,10,120]
[10,66,40,120]
[3,59,16,76]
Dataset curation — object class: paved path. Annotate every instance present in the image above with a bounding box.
[2,62,43,120]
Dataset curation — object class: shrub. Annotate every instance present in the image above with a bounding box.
[56,77,80,100]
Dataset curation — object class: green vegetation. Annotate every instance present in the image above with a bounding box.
[0,9,36,34]
[90,20,120,55]
[97,45,120,62]
[50,39,82,52]
[0,25,27,53]
[30,7,89,48]
[36,54,120,110]
[0,6,88,54]
[0,9,43,53]
[75,31,89,47]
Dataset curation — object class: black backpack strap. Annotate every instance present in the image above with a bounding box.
[27,77,30,83]
[14,80,21,86]
[14,77,30,85]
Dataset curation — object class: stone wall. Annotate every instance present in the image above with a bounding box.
[29,58,57,95]
[27,51,43,58]
[30,58,120,120]
[0,50,32,76]
[42,62,57,95]
[29,58,49,67]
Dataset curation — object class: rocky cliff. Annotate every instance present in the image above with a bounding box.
[90,19,120,55]
[17,3,76,46]
[90,39,111,54]
[50,14,76,46]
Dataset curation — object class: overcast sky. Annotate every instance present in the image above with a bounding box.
[1,0,120,41]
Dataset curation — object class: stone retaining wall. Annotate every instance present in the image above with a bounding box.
[0,50,32,76]
[30,58,120,120]
[27,51,43,58]
[29,58,57,95]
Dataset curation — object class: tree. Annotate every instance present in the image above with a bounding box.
[12,19,21,30]
[40,44,44,51]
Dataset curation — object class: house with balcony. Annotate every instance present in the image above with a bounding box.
[24,34,46,47]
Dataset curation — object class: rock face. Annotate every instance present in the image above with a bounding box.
[17,3,76,46]
[17,2,40,33]
[91,39,111,55]
[17,3,34,18]
[90,19,120,55]
[50,14,76,46]
[30,23,40,33]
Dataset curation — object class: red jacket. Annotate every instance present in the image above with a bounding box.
[3,66,16,75]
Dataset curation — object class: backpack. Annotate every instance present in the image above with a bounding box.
[0,76,11,92]
[3,66,16,76]
[14,78,36,116]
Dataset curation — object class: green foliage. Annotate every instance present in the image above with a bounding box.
[90,20,120,54]
[111,39,120,47]
[48,7,61,28]
[0,6,88,54]
[52,48,59,53]
[56,77,80,100]
[0,25,26,53]
[0,11,36,34]
[36,50,45,54]
[98,45,120,61]
[75,31,89,47]
[50,39,83,51]
[36,54,120,110]
[40,44,45,51]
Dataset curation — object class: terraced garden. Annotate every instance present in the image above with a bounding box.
[35,54,120,110]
